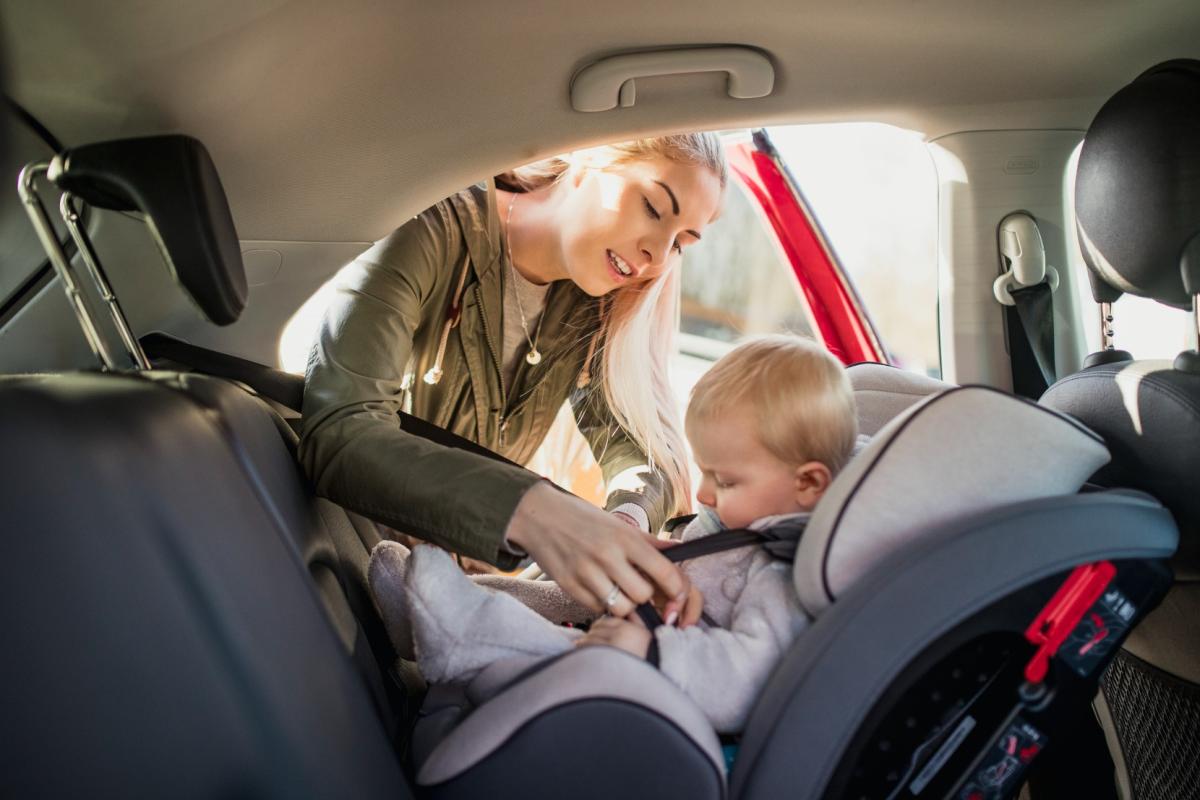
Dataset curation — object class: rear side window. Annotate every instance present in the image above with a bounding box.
[0,108,65,323]
[768,123,940,377]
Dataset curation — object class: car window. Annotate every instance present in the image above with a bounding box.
[673,168,817,405]
[0,118,63,315]
[767,123,940,377]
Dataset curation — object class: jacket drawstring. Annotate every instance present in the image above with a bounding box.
[423,251,473,385]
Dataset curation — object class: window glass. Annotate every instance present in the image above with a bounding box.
[0,121,61,310]
[673,172,815,405]
[767,123,940,377]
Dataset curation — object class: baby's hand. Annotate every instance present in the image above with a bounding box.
[576,616,653,659]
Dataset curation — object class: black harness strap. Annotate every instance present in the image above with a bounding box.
[635,522,807,629]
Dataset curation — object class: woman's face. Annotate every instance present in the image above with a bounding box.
[553,154,724,296]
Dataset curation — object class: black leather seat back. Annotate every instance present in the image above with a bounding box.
[0,373,409,798]
[1040,58,1200,799]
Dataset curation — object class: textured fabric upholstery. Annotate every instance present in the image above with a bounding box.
[846,362,953,435]
[796,386,1110,616]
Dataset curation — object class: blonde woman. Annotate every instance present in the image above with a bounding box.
[300,134,726,619]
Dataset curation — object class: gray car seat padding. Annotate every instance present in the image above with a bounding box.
[797,385,1110,617]
[424,698,724,800]
[731,491,1177,800]
[417,646,724,785]
[846,361,953,436]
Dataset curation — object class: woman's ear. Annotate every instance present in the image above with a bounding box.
[794,461,833,508]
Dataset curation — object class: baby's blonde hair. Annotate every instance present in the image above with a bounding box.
[687,335,859,475]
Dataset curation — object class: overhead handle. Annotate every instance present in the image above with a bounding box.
[570,46,774,112]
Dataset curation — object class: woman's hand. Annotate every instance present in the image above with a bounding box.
[576,616,653,658]
[505,482,689,618]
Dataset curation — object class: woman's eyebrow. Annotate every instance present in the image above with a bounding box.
[653,180,702,240]
[653,180,680,215]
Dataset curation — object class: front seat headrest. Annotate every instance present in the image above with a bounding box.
[1075,59,1200,308]
[48,134,247,325]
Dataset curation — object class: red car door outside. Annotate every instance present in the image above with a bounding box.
[727,130,888,366]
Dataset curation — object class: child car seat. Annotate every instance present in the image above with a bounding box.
[408,383,1176,799]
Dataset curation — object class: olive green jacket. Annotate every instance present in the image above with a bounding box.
[299,182,673,568]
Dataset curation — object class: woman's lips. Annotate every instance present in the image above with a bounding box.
[607,249,634,283]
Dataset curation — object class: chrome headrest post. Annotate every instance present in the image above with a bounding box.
[1100,301,1115,351]
[17,162,120,371]
[58,193,151,370]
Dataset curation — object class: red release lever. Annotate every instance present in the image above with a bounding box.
[1023,561,1116,684]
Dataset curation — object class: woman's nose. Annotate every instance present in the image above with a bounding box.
[638,234,673,273]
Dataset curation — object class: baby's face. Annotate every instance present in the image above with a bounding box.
[687,403,812,530]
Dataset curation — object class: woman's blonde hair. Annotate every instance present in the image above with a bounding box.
[499,134,728,516]
[686,335,859,475]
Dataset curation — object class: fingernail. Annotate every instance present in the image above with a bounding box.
[665,611,678,626]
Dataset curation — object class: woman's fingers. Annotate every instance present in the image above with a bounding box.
[504,482,689,617]
[679,585,704,627]
[625,532,688,606]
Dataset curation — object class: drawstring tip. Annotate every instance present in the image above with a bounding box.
[423,366,443,385]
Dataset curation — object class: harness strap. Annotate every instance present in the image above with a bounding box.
[634,527,782,630]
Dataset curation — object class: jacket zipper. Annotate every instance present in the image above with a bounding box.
[474,284,510,447]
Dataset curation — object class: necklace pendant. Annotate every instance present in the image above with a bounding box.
[525,349,542,366]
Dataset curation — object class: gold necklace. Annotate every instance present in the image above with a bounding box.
[505,192,543,366]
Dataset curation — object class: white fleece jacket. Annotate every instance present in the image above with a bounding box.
[656,508,810,732]
[369,509,812,734]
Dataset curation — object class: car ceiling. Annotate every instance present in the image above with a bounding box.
[3,0,1200,242]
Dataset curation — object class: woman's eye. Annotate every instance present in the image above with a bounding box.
[672,240,683,255]
[642,197,661,221]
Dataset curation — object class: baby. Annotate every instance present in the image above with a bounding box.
[369,334,859,732]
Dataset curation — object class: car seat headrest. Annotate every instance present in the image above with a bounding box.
[1075,58,1200,309]
[847,362,954,436]
[48,134,247,325]
[795,386,1111,617]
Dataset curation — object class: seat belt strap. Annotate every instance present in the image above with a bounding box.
[1006,283,1056,397]
[634,527,788,629]
[140,332,522,467]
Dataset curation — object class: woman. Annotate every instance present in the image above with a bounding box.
[300,134,726,618]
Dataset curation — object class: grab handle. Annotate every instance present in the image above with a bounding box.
[570,46,774,112]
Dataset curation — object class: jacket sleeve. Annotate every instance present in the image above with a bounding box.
[653,555,809,733]
[298,203,541,568]
[569,381,677,533]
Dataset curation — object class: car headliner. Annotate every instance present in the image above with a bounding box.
[3,0,1200,242]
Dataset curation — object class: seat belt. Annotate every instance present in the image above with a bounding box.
[1006,283,1056,397]
[140,332,521,467]
[993,213,1059,398]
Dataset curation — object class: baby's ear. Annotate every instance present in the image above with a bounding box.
[794,461,833,507]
